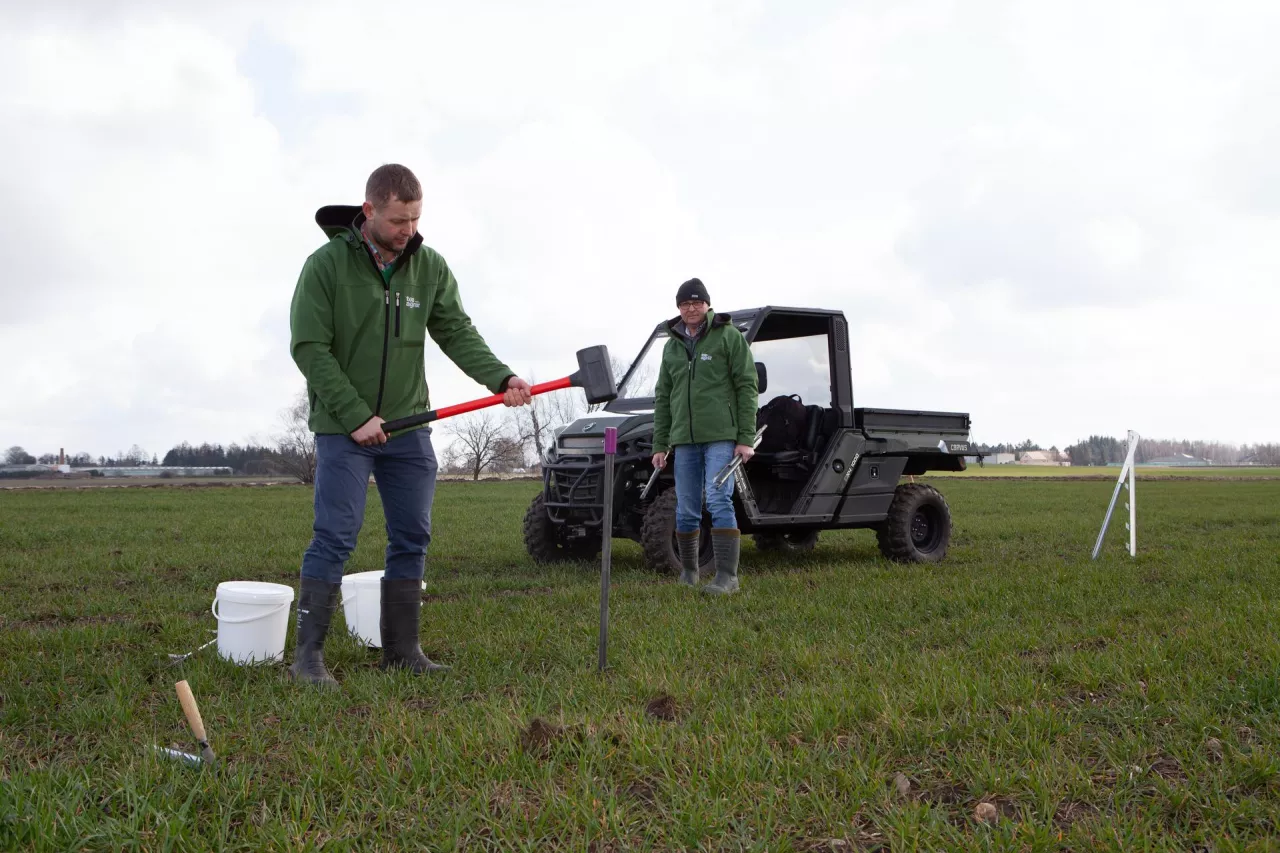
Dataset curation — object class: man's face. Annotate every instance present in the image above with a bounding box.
[362,195,422,254]
[678,299,709,328]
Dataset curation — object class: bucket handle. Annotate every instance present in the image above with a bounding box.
[211,598,291,624]
[339,581,423,607]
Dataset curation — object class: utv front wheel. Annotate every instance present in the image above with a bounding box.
[752,530,820,553]
[876,483,952,563]
[640,489,714,575]
[523,493,601,564]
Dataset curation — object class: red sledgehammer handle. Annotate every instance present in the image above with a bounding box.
[382,376,572,433]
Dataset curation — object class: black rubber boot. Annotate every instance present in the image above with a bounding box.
[703,528,741,595]
[675,530,701,586]
[287,577,341,688]
[379,578,450,674]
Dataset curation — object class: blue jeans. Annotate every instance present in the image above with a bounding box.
[300,428,438,584]
[673,440,738,533]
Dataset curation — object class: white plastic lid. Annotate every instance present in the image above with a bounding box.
[215,581,295,605]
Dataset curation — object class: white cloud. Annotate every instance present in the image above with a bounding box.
[1,0,1278,461]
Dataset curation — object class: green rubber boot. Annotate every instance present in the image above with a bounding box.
[379,578,451,675]
[675,530,701,586]
[703,528,741,595]
[287,577,341,688]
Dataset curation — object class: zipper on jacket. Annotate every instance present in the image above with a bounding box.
[374,288,390,414]
[359,237,404,418]
[395,292,401,338]
[686,346,697,443]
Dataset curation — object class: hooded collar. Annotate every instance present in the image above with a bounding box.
[665,308,731,339]
[314,204,424,258]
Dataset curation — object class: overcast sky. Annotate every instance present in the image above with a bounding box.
[2,0,1277,461]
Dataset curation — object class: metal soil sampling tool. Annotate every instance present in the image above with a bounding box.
[711,425,767,489]
[175,680,216,766]
[382,345,617,434]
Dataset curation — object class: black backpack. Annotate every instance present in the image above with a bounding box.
[756,394,807,453]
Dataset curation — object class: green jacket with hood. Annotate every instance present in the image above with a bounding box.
[652,309,758,453]
[289,205,515,435]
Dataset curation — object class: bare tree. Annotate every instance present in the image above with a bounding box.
[509,374,587,465]
[5,446,34,465]
[274,389,317,484]
[510,394,553,468]
[446,410,523,480]
[508,358,621,466]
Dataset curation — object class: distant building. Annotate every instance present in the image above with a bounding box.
[1018,450,1071,467]
[87,466,233,477]
[963,452,1015,466]
[1141,454,1213,467]
[0,463,71,477]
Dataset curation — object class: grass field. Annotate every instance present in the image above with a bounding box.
[3,475,1279,851]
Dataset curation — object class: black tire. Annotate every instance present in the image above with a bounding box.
[523,493,600,564]
[876,483,952,563]
[752,530,820,553]
[639,489,715,575]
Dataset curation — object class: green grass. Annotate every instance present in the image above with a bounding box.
[3,477,1280,851]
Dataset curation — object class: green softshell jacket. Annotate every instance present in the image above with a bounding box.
[652,310,759,453]
[289,205,515,435]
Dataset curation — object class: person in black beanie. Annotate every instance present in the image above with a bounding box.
[650,278,758,594]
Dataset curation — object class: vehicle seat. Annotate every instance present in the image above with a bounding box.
[749,404,834,482]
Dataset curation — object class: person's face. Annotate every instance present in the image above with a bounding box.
[362,195,422,254]
[678,299,709,328]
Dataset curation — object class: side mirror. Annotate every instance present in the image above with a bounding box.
[755,362,767,394]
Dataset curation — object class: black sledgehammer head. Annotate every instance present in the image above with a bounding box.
[570,345,617,404]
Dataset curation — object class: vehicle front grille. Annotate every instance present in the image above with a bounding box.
[548,465,602,506]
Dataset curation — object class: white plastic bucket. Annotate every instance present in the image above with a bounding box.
[341,571,426,648]
[211,581,294,664]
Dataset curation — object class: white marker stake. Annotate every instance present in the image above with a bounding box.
[1092,430,1140,559]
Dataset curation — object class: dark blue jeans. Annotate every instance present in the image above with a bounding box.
[673,440,738,533]
[300,428,438,584]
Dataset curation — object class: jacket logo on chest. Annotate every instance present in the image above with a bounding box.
[700,353,713,361]
[405,296,421,309]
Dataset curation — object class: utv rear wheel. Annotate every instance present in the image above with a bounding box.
[523,493,601,564]
[640,489,714,575]
[752,530,820,553]
[877,483,952,563]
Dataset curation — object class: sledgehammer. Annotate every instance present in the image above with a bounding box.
[381,345,617,434]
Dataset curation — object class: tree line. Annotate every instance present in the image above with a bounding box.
[4,445,155,467]
[1064,436,1280,466]
[9,378,1278,484]
[973,436,1280,466]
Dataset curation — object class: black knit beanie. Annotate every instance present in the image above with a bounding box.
[676,278,710,306]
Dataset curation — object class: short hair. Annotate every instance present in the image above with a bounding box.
[365,164,422,208]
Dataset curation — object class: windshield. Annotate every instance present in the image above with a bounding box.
[607,332,665,411]
[604,325,834,416]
